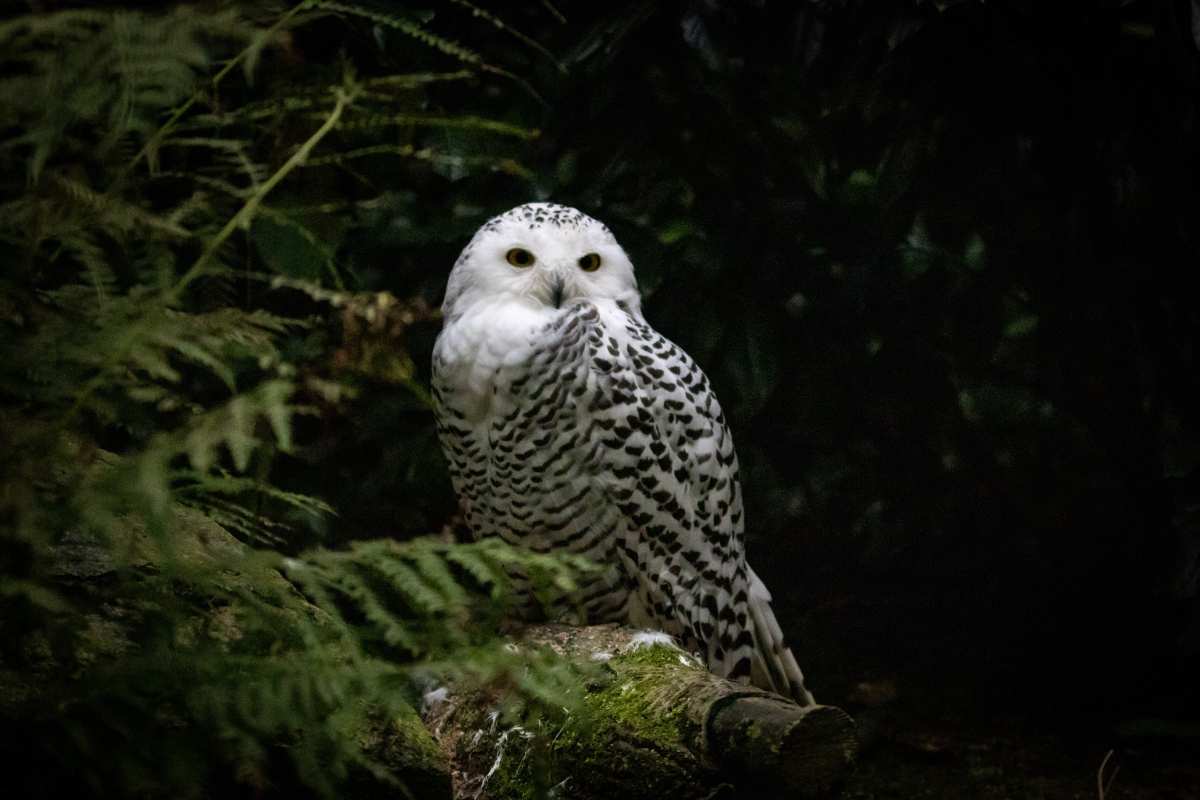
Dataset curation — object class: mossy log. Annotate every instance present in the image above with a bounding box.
[423,623,857,800]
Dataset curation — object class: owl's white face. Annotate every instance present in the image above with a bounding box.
[442,203,641,320]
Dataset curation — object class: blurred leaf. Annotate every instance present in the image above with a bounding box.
[842,168,877,204]
[1003,314,1038,339]
[901,217,934,278]
[251,213,335,283]
[725,317,780,418]
[657,219,696,245]
[964,233,986,271]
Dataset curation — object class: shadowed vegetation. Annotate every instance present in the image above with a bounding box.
[1,1,1198,797]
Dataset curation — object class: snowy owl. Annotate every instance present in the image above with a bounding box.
[431,202,815,705]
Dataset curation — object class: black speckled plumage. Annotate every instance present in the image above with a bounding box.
[432,203,814,704]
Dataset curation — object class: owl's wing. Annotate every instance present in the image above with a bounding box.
[577,301,814,705]
[434,299,812,703]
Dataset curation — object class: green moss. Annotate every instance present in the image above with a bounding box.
[583,649,689,743]
[387,704,446,769]
[610,641,692,669]
[483,643,713,800]
[351,703,451,799]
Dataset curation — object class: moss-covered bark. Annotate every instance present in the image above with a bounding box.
[424,624,856,800]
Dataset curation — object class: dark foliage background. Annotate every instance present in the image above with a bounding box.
[3,0,1199,796]
[332,0,1200,719]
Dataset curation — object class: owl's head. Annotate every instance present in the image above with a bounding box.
[442,203,641,320]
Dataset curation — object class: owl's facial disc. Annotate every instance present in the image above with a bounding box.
[444,203,642,318]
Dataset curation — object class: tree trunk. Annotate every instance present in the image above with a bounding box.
[423,623,857,799]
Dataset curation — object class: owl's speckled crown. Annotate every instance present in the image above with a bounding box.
[477,202,612,235]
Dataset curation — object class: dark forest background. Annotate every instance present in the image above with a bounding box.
[339,0,1200,719]
[2,0,1199,797]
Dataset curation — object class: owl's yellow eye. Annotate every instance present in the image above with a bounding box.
[578,253,602,272]
[506,248,535,268]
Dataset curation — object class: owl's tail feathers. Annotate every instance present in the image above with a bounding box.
[746,567,816,707]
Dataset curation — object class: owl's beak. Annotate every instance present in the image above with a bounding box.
[549,274,565,309]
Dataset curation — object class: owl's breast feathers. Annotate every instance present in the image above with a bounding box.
[432,298,814,704]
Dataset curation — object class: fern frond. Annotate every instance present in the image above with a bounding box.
[230,71,476,124]
[155,333,237,390]
[301,143,531,178]
[127,3,308,174]
[0,7,253,181]
[0,10,112,46]
[283,537,594,658]
[0,1,573,796]
[444,0,566,72]
[336,111,538,139]
[446,545,510,598]
[179,82,357,291]
[363,69,474,89]
[369,556,452,620]
[409,541,471,609]
[315,1,490,67]
[179,495,289,546]
[182,379,302,472]
[49,173,193,238]
[179,471,335,517]
[155,171,252,200]
[55,229,118,304]
[311,0,545,102]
